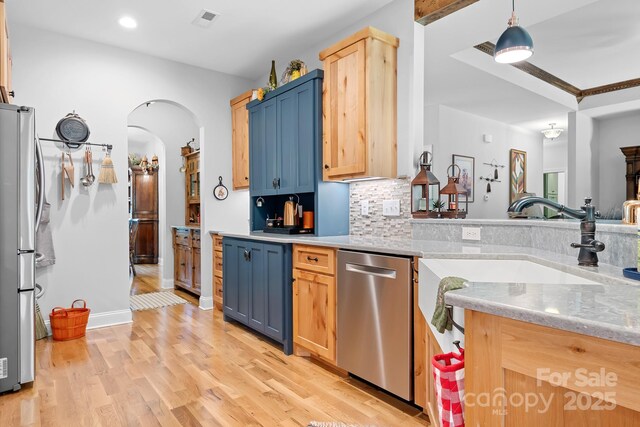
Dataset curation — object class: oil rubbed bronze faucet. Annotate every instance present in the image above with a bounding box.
[507,197,605,267]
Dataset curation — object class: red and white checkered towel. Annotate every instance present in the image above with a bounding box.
[432,349,465,427]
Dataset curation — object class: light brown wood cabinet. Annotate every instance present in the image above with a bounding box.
[292,245,337,364]
[0,0,13,103]
[466,311,640,425]
[212,234,224,309]
[230,90,252,190]
[172,228,201,296]
[319,27,399,181]
[183,151,200,225]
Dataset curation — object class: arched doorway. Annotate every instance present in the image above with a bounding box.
[127,100,202,296]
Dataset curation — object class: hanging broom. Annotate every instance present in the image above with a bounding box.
[35,302,48,340]
[98,150,118,184]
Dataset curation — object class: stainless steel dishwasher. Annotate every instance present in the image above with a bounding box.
[337,250,413,400]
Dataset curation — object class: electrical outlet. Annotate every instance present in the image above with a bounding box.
[361,200,369,216]
[462,227,481,241]
[382,199,400,216]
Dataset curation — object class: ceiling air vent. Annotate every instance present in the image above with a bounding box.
[192,9,219,28]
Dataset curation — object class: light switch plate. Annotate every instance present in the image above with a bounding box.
[462,227,481,241]
[382,199,401,216]
[361,200,369,216]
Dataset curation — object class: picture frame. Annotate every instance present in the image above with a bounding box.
[509,149,527,204]
[452,154,475,203]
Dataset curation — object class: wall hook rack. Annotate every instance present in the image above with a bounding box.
[479,176,501,183]
[39,137,113,152]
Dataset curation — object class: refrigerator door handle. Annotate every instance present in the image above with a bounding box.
[35,135,45,233]
[18,252,35,292]
[18,290,35,384]
[17,108,36,250]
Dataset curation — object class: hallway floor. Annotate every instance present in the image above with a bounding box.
[0,265,429,426]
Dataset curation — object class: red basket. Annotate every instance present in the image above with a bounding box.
[49,299,90,341]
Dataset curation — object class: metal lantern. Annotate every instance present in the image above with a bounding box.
[440,164,468,219]
[411,152,442,218]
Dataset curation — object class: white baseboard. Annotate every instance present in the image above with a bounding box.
[158,257,163,266]
[161,278,174,289]
[199,296,213,311]
[44,309,133,335]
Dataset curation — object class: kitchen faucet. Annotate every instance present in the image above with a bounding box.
[507,197,605,267]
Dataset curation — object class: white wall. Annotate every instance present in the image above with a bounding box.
[128,101,200,289]
[568,112,599,208]
[128,126,167,273]
[426,105,544,218]
[543,137,568,173]
[11,24,253,323]
[596,111,640,213]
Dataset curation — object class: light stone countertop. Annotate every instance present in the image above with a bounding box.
[411,218,636,234]
[445,282,640,346]
[214,230,640,346]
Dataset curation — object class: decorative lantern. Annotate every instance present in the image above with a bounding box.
[411,152,442,218]
[440,164,468,219]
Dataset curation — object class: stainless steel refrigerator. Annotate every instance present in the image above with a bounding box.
[0,103,44,393]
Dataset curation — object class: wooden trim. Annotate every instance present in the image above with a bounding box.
[415,0,479,26]
[230,89,253,106]
[474,41,640,103]
[319,26,399,61]
[581,77,640,99]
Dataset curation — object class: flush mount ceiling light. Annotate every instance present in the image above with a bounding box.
[118,16,138,29]
[541,123,564,140]
[494,0,533,64]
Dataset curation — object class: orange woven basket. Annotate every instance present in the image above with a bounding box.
[49,299,90,341]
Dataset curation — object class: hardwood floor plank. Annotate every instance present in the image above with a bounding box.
[0,265,429,426]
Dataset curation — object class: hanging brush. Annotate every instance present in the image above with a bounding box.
[98,148,118,184]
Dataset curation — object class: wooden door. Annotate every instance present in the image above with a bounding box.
[131,167,159,263]
[322,40,367,180]
[292,269,336,362]
[174,245,191,289]
[231,92,251,190]
[247,243,265,333]
[223,239,250,324]
[192,248,201,292]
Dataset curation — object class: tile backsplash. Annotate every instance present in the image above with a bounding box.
[349,178,412,237]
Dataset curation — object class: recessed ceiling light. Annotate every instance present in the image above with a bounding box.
[119,16,138,29]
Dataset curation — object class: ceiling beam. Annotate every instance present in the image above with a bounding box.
[415,0,479,26]
[474,41,640,103]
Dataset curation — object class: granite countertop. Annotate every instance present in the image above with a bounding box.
[214,231,634,286]
[445,281,640,346]
[411,218,636,234]
[171,225,201,230]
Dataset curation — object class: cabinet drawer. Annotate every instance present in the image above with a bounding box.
[192,230,201,248]
[175,229,190,246]
[214,251,223,278]
[213,235,224,251]
[293,245,336,275]
[214,276,223,299]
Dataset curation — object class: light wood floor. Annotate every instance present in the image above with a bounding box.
[0,265,429,426]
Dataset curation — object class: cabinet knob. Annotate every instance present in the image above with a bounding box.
[180,263,185,266]
[306,256,319,262]
[243,250,252,261]
[244,176,248,180]
[8,91,15,98]
[324,164,329,170]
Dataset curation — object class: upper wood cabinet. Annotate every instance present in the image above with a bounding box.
[0,0,13,103]
[183,151,200,225]
[230,90,252,190]
[319,27,399,181]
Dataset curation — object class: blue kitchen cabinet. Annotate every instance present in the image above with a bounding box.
[249,98,278,196]
[248,71,321,196]
[222,237,292,354]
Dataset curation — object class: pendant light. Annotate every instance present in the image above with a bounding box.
[541,123,564,140]
[494,0,534,64]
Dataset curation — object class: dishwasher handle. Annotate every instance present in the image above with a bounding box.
[345,263,397,279]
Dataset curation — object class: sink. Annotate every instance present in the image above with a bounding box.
[418,259,598,353]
